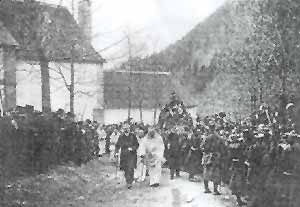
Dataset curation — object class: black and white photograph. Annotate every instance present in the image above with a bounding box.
[0,0,300,206]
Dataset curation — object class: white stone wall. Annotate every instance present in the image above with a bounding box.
[104,108,158,125]
[16,60,101,120]
[103,107,197,125]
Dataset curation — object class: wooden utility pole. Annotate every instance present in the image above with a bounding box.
[127,34,132,121]
[70,44,75,114]
[70,0,75,115]
[128,86,132,121]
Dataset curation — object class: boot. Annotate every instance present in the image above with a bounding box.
[176,169,180,177]
[188,174,194,180]
[237,199,247,206]
[150,183,160,187]
[170,169,175,180]
[236,194,247,206]
[204,180,211,193]
[213,183,221,195]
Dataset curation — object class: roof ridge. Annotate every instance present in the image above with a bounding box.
[12,0,68,10]
[0,19,19,46]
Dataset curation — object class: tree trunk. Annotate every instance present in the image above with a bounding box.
[139,100,143,123]
[153,103,157,125]
[40,58,51,112]
[128,86,131,121]
[255,61,263,103]
[2,45,17,112]
[70,59,75,115]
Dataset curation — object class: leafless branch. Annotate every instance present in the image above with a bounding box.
[75,90,95,97]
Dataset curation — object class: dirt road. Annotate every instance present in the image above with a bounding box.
[3,157,237,207]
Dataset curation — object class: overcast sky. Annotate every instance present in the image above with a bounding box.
[42,0,227,66]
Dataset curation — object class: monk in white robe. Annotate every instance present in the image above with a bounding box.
[140,128,165,187]
[134,127,147,182]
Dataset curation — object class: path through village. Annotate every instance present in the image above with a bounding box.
[3,156,237,207]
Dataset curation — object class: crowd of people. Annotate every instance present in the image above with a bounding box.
[0,106,99,178]
[99,93,300,207]
[1,93,300,207]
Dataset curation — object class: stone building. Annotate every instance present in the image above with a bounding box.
[0,0,104,118]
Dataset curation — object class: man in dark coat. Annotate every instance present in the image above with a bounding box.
[186,129,202,181]
[228,135,247,206]
[166,127,182,179]
[246,133,272,207]
[201,122,225,195]
[115,124,139,189]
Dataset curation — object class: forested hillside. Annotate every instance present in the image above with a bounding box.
[116,0,300,117]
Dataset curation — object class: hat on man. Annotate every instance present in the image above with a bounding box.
[255,133,264,139]
[286,103,295,110]
[219,112,226,118]
[123,123,130,129]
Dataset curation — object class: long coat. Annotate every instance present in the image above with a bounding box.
[166,132,182,170]
[115,133,139,171]
[185,134,202,175]
[228,141,247,195]
[201,132,225,183]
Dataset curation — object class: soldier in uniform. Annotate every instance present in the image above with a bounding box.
[228,133,247,206]
[166,127,182,180]
[289,133,300,207]
[201,121,225,195]
[114,124,139,189]
[246,132,272,207]
[185,128,202,181]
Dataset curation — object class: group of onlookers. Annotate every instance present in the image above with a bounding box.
[0,106,99,178]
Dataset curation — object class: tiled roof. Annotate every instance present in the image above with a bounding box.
[0,0,104,64]
[0,20,18,46]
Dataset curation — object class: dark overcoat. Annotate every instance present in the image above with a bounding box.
[201,132,225,183]
[166,132,182,170]
[228,141,247,195]
[185,134,202,175]
[115,133,139,171]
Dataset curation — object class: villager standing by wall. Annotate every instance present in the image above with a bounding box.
[139,127,165,187]
[114,124,139,189]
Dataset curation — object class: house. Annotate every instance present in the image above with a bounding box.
[0,0,104,118]
[93,70,197,124]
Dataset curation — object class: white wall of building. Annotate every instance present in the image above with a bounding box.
[104,108,158,125]
[16,60,101,120]
[104,107,197,125]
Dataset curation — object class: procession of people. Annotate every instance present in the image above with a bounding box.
[1,92,299,207]
[97,92,300,207]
